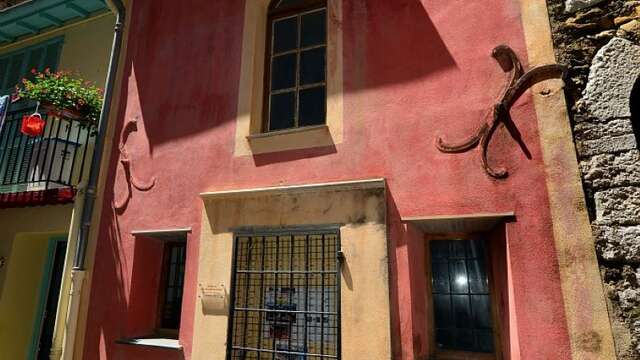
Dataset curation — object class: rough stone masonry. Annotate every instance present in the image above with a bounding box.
[548,0,640,357]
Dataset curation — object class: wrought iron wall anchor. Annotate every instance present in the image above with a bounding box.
[114,117,157,210]
[435,45,568,179]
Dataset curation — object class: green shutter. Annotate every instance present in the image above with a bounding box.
[0,38,62,190]
[42,42,62,71]
[0,38,63,95]
[0,57,9,92]
[4,52,26,92]
[1,140,33,184]
[24,47,45,81]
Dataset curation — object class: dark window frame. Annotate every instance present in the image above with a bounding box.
[425,234,503,360]
[263,0,328,133]
[156,240,187,336]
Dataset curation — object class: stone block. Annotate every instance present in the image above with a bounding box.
[577,133,638,157]
[580,150,640,189]
[583,38,640,120]
[594,225,640,261]
[565,0,606,13]
[574,118,635,141]
[595,186,640,225]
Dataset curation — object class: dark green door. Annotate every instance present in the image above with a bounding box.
[34,240,66,360]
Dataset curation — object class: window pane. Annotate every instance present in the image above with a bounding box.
[434,294,452,326]
[452,295,471,328]
[298,86,325,126]
[301,10,326,47]
[451,240,467,259]
[429,239,494,354]
[468,259,488,294]
[471,295,492,329]
[431,260,449,293]
[273,16,298,54]
[431,241,449,259]
[450,260,468,294]
[300,47,325,85]
[269,92,296,131]
[271,54,296,91]
[468,237,487,259]
[161,242,186,330]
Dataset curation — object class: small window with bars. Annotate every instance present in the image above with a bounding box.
[227,228,341,360]
[429,239,497,355]
[157,241,187,332]
[264,0,327,132]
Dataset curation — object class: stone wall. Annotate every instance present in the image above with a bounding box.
[547,0,640,357]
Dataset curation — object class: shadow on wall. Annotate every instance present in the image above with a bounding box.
[122,0,456,148]
[631,76,640,144]
[342,0,456,92]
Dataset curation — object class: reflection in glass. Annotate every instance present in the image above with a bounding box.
[430,239,494,353]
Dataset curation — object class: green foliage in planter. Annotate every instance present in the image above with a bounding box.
[15,69,104,122]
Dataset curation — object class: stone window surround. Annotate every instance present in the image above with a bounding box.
[191,178,391,359]
[233,0,343,156]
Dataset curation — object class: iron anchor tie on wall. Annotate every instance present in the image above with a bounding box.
[435,44,568,179]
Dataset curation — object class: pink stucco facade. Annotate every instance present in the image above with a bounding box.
[82,0,577,359]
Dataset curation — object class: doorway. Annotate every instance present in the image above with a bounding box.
[31,237,67,360]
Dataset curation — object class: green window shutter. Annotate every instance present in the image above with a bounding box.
[4,145,20,183]
[42,42,62,71]
[24,47,45,81]
[0,38,63,95]
[4,52,26,93]
[17,141,34,183]
[2,141,35,184]
[0,57,9,93]
[0,39,62,189]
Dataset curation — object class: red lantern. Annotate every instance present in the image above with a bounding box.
[20,113,45,137]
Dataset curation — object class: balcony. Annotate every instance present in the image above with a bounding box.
[0,105,96,208]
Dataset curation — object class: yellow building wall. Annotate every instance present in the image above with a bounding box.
[0,232,64,360]
[0,12,116,84]
[0,205,73,300]
[0,12,116,360]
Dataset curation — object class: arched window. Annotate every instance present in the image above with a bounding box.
[264,0,327,132]
[631,76,640,145]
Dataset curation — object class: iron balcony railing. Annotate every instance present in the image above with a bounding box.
[0,104,96,196]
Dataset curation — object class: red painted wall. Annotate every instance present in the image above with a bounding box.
[83,0,573,359]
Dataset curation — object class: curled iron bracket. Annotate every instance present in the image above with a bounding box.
[436,45,568,179]
[114,117,157,210]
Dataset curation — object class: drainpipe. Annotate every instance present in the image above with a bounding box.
[60,0,126,358]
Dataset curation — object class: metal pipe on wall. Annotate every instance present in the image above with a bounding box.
[61,0,126,358]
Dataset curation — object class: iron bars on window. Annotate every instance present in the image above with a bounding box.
[227,228,341,360]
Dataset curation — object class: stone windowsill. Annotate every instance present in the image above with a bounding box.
[116,337,183,351]
[246,125,334,154]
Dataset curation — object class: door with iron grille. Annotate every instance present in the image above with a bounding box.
[227,228,341,360]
